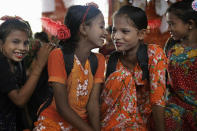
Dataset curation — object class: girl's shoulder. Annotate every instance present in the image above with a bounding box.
[48,48,64,60]
[92,52,105,62]
[147,44,165,57]
[147,44,163,51]
[50,48,63,55]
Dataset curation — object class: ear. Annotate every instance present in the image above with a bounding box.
[138,29,147,40]
[188,19,195,30]
[79,23,88,37]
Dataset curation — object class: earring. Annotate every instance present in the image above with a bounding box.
[122,51,126,56]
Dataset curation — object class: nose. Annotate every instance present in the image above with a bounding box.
[103,28,108,37]
[19,43,28,51]
[104,28,107,34]
[113,31,121,41]
[167,25,172,32]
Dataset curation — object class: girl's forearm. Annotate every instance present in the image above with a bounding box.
[152,105,165,131]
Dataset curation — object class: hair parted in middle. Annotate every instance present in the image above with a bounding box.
[113,5,148,30]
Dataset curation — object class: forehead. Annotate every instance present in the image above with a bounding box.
[166,12,180,21]
[113,15,135,27]
[6,30,28,40]
[91,13,104,24]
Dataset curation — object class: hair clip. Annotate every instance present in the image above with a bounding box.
[192,0,197,11]
[41,17,71,40]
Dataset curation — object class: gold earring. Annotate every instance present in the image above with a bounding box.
[0,47,2,53]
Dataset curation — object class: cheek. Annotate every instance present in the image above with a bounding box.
[2,44,10,52]
[125,35,138,43]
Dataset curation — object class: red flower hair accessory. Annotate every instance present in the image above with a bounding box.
[41,17,71,40]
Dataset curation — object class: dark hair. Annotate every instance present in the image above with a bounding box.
[60,5,102,53]
[167,0,197,25]
[0,19,32,43]
[106,25,112,34]
[114,5,148,30]
[34,31,49,43]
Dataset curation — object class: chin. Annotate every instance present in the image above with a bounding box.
[12,58,23,62]
[116,48,125,52]
[97,43,104,48]
[171,36,179,41]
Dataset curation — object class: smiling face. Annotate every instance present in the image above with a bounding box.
[166,12,189,41]
[112,15,142,52]
[1,30,29,62]
[85,13,107,48]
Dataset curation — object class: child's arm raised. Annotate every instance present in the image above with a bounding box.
[52,82,94,131]
[8,44,54,107]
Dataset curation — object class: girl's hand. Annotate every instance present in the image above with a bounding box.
[35,43,55,70]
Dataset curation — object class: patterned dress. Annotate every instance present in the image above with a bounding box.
[165,44,197,131]
[100,44,167,131]
[34,48,105,131]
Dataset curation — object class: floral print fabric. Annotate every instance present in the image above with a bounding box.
[101,44,167,131]
[165,44,197,131]
[34,48,105,131]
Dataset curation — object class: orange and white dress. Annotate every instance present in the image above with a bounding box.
[34,48,105,131]
[100,44,167,131]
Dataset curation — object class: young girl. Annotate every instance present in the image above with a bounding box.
[0,18,53,130]
[34,3,106,131]
[100,5,167,131]
[164,0,197,130]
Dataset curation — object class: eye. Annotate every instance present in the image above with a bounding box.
[24,40,29,46]
[112,28,116,33]
[100,25,104,29]
[167,22,174,27]
[121,29,130,34]
[12,39,20,44]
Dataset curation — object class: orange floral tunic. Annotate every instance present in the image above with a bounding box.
[100,44,167,131]
[34,48,105,131]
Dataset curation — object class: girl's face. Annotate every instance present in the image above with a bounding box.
[166,12,189,41]
[112,15,141,52]
[85,13,107,48]
[1,30,29,62]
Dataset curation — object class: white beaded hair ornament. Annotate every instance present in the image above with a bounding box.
[192,0,197,11]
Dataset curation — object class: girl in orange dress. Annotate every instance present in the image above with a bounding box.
[34,3,107,131]
[100,5,167,131]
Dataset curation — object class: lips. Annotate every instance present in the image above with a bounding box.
[115,42,123,47]
[14,52,26,59]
